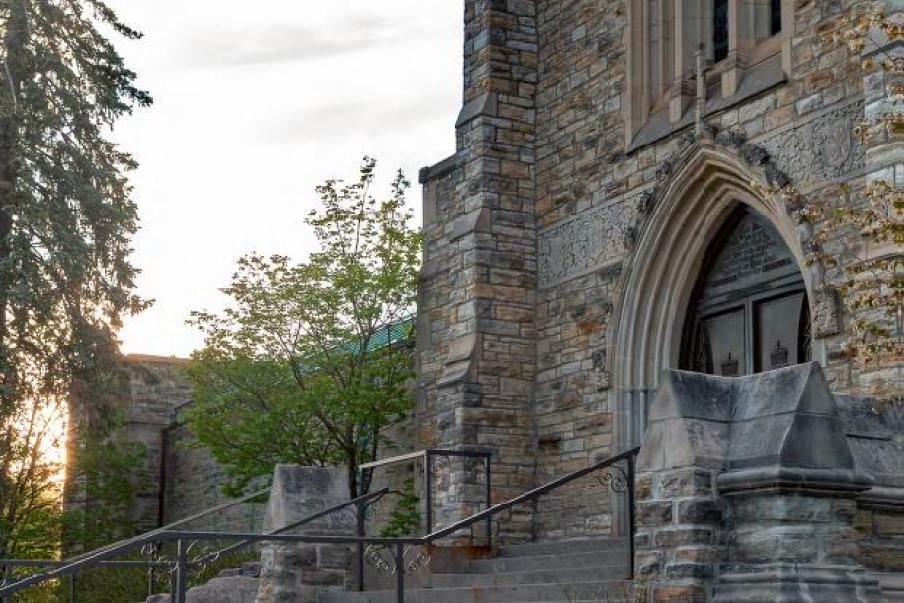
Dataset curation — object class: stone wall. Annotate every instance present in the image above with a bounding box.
[65,355,192,532]
[636,364,888,602]
[163,419,266,532]
[417,0,540,543]
[417,0,890,544]
[66,355,266,536]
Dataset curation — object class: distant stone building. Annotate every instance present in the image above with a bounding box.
[65,355,266,534]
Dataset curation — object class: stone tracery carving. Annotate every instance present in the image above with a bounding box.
[537,197,641,288]
[756,100,865,184]
[812,286,842,338]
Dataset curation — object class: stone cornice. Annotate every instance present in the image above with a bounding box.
[717,466,875,497]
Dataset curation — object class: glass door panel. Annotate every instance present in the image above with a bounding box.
[704,308,746,377]
[755,292,804,372]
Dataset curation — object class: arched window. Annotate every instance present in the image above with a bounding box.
[681,207,811,376]
[626,0,792,149]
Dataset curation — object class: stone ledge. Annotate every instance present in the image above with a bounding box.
[717,466,874,497]
[858,486,904,511]
[715,563,882,602]
[418,153,461,184]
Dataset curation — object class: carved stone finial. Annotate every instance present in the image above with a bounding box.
[695,45,708,139]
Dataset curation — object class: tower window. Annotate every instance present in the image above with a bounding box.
[771,0,782,35]
[626,0,791,148]
[713,0,729,62]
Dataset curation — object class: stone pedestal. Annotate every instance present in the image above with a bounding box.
[255,466,353,603]
[716,472,880,602]
[636,364,884,602]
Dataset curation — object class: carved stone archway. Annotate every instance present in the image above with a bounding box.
[609,140,823,454]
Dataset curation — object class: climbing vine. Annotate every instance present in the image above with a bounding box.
[752,6,903,406]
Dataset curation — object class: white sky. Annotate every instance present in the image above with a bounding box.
[106,1,463,358]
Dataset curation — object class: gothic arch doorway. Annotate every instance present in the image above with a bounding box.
[609,143,821,454]
[680,206,811,377]
[607,143,821,539]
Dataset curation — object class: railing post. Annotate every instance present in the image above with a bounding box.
[147,565,155,599]
[174,540,188,603]
[356,503,365,592]
[68,573,76,603]
[485,454,492,548]
[394,543,405,603]
[424,451,433,535]
[627,453,636,580]
[1,565,9,603]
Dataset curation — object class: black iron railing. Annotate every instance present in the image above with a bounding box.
[360,448,492,546]
[0,446,639,603]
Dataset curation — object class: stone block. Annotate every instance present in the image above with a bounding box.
[731,526,818,564]
[637,500,673,526]
[653,527,713,547]
[676,498,722,524]
[659,469,713,498]
[750,495,831,522]
[256,466,351,603]
[653,584,707,602]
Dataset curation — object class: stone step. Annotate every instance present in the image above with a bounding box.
[495,537,627,558]
[317,579,634,603]
[432,564,629,587]
[465,548,628,574]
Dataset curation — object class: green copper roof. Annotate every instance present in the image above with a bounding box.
[364,315,415,352]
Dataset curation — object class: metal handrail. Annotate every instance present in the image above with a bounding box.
[0,559,169,568]
[0,487,384,601]
[361,448,493,546]
[0,484,271,603]
[190,486,389,593]
[62,484,271,566]
[0,447,640,603]
[192,487,388,564]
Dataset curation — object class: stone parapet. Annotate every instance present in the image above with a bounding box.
[255,466,353,603]
[636,364,890,602]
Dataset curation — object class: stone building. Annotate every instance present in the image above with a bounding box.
[414,0,903,599]
[65,1,904,600]
[65,355,267,535]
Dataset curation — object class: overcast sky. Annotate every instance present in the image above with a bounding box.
[105,1,463,358]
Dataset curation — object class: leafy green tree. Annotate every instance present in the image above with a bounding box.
[186,158,420,498]
[0,0,150,569]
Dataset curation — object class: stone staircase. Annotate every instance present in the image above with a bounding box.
[320,538,635,603]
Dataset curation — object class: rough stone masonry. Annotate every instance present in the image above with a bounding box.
[416,0,903,598]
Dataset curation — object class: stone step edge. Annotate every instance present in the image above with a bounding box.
[330,578,631,596]
[495,537,628,556]
[433,563,628,580]
[465,549,629,570]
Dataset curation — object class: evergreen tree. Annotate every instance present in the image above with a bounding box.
[0,0,150,561]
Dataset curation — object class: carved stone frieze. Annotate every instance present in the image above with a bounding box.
[812,286,843,338]
[755,100,865,184]
[538,196,640,289]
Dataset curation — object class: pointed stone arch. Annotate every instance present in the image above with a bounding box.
[609,140,826,452]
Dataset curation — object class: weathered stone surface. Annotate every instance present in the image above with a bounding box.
[537,195,639,288]
[255,466,352,603]
[637,364,884,602]
[636,500,672,526]
[755,99,866,184]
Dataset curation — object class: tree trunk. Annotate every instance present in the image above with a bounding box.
[0,0,27,344]
[347,452,358,499]
[0,0,29,562]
